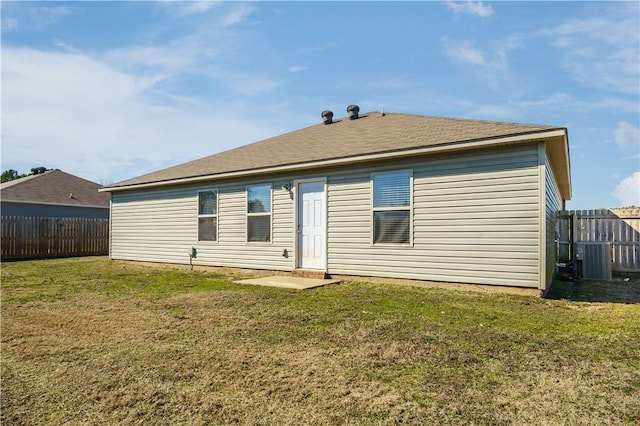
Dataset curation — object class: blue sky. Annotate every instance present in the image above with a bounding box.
[2,1,638,209]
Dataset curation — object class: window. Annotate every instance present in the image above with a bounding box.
[247,184,272,242]
[198,190,217,241]
[372,170,412,244]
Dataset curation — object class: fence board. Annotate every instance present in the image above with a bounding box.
[1,216,109,260]
[559,209,640,273]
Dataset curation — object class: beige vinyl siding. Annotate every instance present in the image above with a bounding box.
[111,181,295,270]
[110,142,545,288]
[327,144,542,287]
[543,147,562,291]
[110,188,195,264]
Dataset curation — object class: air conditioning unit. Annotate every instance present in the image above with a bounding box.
[573,242,612,280]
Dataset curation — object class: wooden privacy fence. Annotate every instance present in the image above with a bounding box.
[1,216,109,260]
[559,209,640,273]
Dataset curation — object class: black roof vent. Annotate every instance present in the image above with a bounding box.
[321,110,334,125]
[347,104,360,120]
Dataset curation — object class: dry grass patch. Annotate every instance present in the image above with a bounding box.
[2,257,639,425]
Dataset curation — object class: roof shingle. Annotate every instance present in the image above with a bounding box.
[1,170,110,207]
[105,112,562,189]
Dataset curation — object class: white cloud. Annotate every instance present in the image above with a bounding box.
[1,4,75,32]
[156,2,254,27]
[613,121,640,151]
[592,97,639,115]
[445,1,493,18]
[51,38,80,54]
[1,3,286,184]
[443,39,507,70]
[29,5,75,25]
[289,65,309,73]
[468,93,639,122]
[541,4,640,95]
[102,21,278,98]
[219,5,255,27]
[104,43,201,81]
[156,0,221,17]
[467,94,568,121]
[445,43,485,66]
[612,172,640,206]
[1,47,282,185]
[178,1,220,17]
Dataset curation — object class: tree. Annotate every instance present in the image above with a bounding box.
[1,169,27,183]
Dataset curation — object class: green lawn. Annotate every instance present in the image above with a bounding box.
[2,257,639,425]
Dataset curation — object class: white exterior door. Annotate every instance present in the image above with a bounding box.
[297,181,326,270]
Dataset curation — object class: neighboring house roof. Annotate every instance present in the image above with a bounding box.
[103,111,570,198]
[1,169,110,208]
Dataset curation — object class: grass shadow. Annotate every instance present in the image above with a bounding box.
[546,273,640,304]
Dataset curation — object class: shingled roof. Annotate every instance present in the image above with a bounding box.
[103,111,568,193]
[1,169,110,208]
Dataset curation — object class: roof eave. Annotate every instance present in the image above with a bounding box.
[100,129,568,193]
[545,129,572,200]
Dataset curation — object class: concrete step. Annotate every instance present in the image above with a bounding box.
[291,269,329,279]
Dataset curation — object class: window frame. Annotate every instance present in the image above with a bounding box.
[370,169,413,246]
[246,184,273,243]
[197,189,218,242]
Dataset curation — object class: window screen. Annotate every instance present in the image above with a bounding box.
[372,171,411,244]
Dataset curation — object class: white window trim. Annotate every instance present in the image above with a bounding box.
[197,189,218,243]
[246,184,273,244]
[370,169,414,247]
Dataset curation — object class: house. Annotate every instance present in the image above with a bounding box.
[101,108,571,292]
[1,169,110,218]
